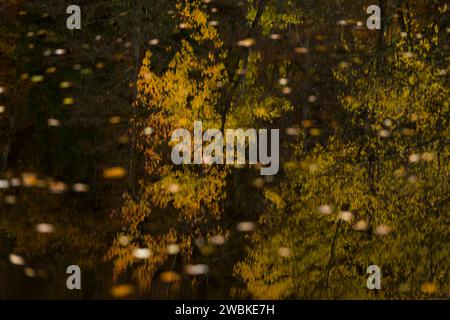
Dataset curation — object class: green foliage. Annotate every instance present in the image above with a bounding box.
[246,0,302,35]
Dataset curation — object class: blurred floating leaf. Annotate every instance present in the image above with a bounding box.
[338,211,353,222]
[354,220,369,231]
[167,244,180,255]
[210,235,225,245]
[49,181,68,194]
[277,247,291,258]
[167,183,180,194]
[309,128,322,136]
[185,264,209,275]
[237,38,255,47]
[421,282,437,294]
[378,129,390,138]
[302,120,314,128]
[110,284,134,298]
[409,154,420,163]
[24,268,36,278]
[270,33,281,40]
[294,47,309,54]
[286,127,301,136]
[394,167,407,178]
[375,224,391,236]
[31,75,44,83]
[48,118,61,127]
[109,116,121,124]
[72,183,89,192]
[103,167,126,179]
[22,172,37,187]
[281,86,292,94]
[10,178,21,187]
[278,78,288,85]
[45,67,56,74]
[4,195,16,205]
[160,271,181,283]
[35,223,54,234]
[0,179,9,189]
[9,254,24,266]
[317,204,333,214]
[421,152,435,161]
[236,221,256,232]
[132,248,151,259]
[144,127,154,135]
[63,97,74,105]
[401,128,415,136]
[59,81,71,89]
[54,49,66,55]
[308,95,317,103]
[81,68,92,75]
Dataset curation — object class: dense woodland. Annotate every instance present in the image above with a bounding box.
[0,0,449,299]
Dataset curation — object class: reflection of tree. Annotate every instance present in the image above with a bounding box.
[106,0,294,295]
[237,2,449,299]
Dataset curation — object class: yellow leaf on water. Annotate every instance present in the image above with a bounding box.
[237,38,255,47]
[160,271,181,283]
[421,282,437,294]
[31,75,44,83]
[110,284,134,298]
[103,167,126,179]
[63,97,74,105]
[22,172,37,187]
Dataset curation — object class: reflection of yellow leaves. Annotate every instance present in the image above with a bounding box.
[264,190,285,209]
[103,167,126,179]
